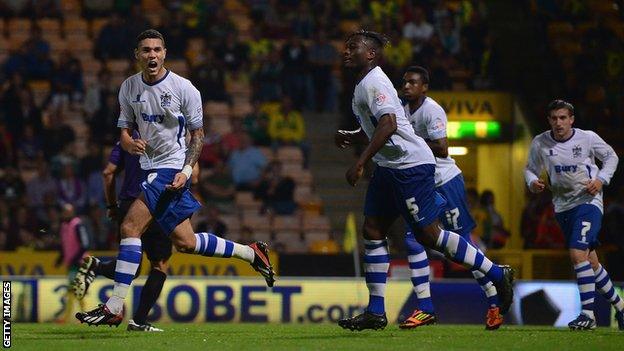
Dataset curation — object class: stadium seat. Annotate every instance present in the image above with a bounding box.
[283,169,313,186]
[302,215,331,232]
[242,214,272,232]
[211,117,232,135]
[64,18,88,36]
[272,215,301,232]
[277,146,303,163]
[38,19,61,40]
[204,101,231,119]
[232,102,253,118]
[90,18,108,38]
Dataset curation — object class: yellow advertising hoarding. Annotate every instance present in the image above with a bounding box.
[0,251,279,277]
[428,91,513,122]
[8,278,412,323]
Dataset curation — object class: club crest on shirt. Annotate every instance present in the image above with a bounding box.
[374,92,387,106]
[160,92,172,107]
[572,144,582,158]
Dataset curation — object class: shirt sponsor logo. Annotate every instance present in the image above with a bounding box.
[141,113,165,123]
[554,165,578,173]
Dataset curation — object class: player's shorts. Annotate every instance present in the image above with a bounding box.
[364,164,444,229]
[120,199,173,262]
[554,203,602,251]
[140,168,202,236]
[436,174,476,238]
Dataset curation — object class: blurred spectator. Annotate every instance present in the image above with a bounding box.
[221,118,246,156]
[402,5,434,55]
[308,30,339,112]
[268,96,309,168]
[0,167,26,205]
[228,133,267,191]
[26,160,57,213]
[254,160,296,215]
[82,0,115,19]
[0,122,14,168]
[309,231,340,254]
[56,162,87,212]
[157,10,191,59]
[291,1,314,39]
[280,35,309,108]
[83,67,115,119]
[17,124,43,168]
[80,142,105,206]
[479,190,509,248]
[198,161,236,214]
[23,25,55,80]
[238,225,254,245]
[384,29,413,84]
[438,16,461,55]
[29,0,62,19]
[253,49,283,102]
[533,202,564,249]
[94,11,130,60]
[198,118,224,170]
[215,32,249,72]
[195,205,228,238]
[6,206,36,250]
[50,51,85,108]
[242,100,271,146]
[125,3,152,44]
[191,49,230,102]
[89,92,119,144]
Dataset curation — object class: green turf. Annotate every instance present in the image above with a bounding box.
[10,323,624,350]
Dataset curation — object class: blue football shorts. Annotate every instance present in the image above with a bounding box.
[554,203,602,251]
[140,168,201,235]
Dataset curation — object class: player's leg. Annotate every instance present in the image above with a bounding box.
[588,250,624,329]
[399,231,437,329]
[170,219,275,286]
[76,197,152,326]
[558,204,601,330]
[128,225,171,332]
[338,166,394,331]
[73,200,141,299]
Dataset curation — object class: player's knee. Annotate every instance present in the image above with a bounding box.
[172,237,195,253]
[120,220,141,239]
[362,222,383,240]
[418,224,440,247]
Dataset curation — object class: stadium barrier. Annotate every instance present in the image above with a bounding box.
[3,277,621,328]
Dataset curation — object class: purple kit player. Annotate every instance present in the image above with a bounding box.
[335,30,513,331]
[399,66,504,330]
[525,99,624,330]
[76,29,275,327]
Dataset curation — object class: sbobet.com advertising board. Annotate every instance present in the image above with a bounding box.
[4,277,622,327]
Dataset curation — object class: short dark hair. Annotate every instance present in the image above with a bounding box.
[547,99,574,115]
[405,66,430,84]
[136,29,165,48]
[347,29,389,51]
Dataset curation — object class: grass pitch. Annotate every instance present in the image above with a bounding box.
[11,323,623,350]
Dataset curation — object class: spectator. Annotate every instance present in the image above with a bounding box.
[56,162,87,213]
[26,160,57,215]
[215,32,249,72]
[291,1,315,39]
[198,118,224,170]
[83,67,115,119]
[228,133,267,191]
[94,12,130,60]
[157,10,191,59]
[195,205,228,238]
[198,161,236,214]
[268,95,309,168]
[280,35,309,108]
[479,190,509,248]
[0,167,26,205]
[89,93,119,144]
[17,124,43,169]
[254,160,297,215]
[221,118,246,156]
[51,51,85,107]
[402,5,434,54]
[438,16,461,55]
[533,202,564,248]
[308,30,339,112]
[242,100,271,146]
[191,49,230,102]
[253,49,283,102]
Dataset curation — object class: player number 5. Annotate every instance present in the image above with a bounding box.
[406,197,419,217]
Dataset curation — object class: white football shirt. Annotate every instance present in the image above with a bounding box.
[351,66,434,169]
[405,96,461,187]
[525,128,619,213]
[117,70,203,170]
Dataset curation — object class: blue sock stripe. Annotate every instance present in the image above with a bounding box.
[455,239,468,261]
[120,244,142,252]
[409,259,429,269]
[365,272,388,283]
[205,234,217,255]
[604,286,616,298]
[578,276,595,285]
[440,231,450,248]
[411,276,429,285]
[575,264,592,273]
[224,241,234,257]
[364,255,390,264]
[473,252,484,270]
[114,272,135,285]
[118,250,142,263]
[198,233,207,253]
[596,275,609,289]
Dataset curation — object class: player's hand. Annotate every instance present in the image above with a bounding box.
[335,130,353,149]
[346,162,364,187]
[529,179,546,193]
[166,172,188,191]
[586,178,603,195]
[128,139,148,155]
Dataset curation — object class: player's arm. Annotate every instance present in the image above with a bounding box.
[346,113,397,186]
[120,128,147,155]
[117,83,146,155]
[335,127,369,148]
[102,162,120,220]
[524,138,546,193]
[168,127,204,191]
[587,131,619,195]
[426,137,449,158]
